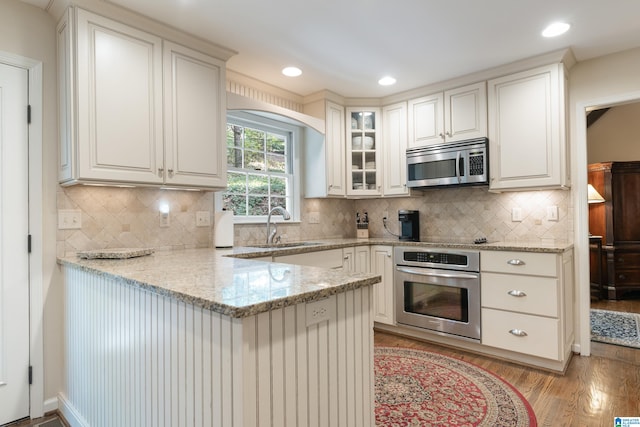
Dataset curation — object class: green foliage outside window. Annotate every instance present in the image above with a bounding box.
[223,123,290,216]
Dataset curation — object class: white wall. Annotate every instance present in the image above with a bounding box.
[0,0,61,410]
[569,46,640,354]
[587,102,640,163]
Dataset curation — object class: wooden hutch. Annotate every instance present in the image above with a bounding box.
[588,161,640,299]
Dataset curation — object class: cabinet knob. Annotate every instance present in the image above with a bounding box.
[439,133,445,139]
[619,274,626,280]
[158,167,164,177]
[617,258,624,263]
[509,329,528,337]
[329,184,333,190]
[445,131,452,137]
[168,169,174,177]
[507,290,527,297]
[507,259,525,266]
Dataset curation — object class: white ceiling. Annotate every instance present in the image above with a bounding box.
[33,0,640,98]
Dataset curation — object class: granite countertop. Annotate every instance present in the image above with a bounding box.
[59,248,381,318]
[230,237,573,259]
[59,238,572,319]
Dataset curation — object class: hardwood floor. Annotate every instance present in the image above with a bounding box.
[375,331,640,427]
[7,413,66,427]
[591,295,640,313]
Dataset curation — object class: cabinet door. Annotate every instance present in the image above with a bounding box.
[370,245,394,325]
[488,64,566,191]
[76,9,164,183]
[163,41,227,188]
[382,102,409,196]
[347,108,381,196]
[445,82,487,142]
[407,93,444,148]
[355,246,371,273]
[342,247,355,273]
[326,102,346,196]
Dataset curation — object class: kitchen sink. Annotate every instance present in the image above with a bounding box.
[246,242,324,249]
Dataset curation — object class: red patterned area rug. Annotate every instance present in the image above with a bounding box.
[375,347,537,427]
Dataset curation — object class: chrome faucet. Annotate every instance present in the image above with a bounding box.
[266,206,291,244]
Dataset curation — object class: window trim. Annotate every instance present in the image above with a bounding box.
[221,111,301,224]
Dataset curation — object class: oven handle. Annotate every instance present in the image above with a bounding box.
[396,266,478,280]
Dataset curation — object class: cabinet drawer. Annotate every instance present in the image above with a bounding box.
[481,272,558,317]
[481,251,557,276]
[613,251,640,267]
[611,268,640,286]
[482,308,560,360]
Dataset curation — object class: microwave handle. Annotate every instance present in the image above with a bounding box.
[456,151,461,183]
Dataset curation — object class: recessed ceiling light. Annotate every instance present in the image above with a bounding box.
[282,66,302,77]
[542,22,570,38]
[378,76,397,86]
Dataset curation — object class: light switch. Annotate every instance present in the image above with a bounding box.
[58,209,82,230]
[546,205,559,221]
[511,207,523,222]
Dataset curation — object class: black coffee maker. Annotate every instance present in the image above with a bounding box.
[398,210,420,241]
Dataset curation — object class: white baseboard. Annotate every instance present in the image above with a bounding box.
[58,393,89,427]
[43,396,59,414]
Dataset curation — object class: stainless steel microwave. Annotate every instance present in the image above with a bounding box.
[406,138,488,188]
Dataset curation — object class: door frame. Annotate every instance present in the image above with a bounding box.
[574,89,640,357]
[0,50,45,419]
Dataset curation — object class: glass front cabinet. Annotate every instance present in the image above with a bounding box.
[347,107,381,196]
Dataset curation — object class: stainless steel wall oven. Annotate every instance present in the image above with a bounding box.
[395,247,481,341]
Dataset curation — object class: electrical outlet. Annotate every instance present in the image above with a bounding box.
[196,211,211,227]
[546,205,559,221]
[308,211,320,224]
[306,298,332,326]
[160,212,170,227]
[58,209,82,230]
[511,207,523,222]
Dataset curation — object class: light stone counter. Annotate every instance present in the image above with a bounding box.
[59,238,571,318]
[230,237,573,259]
[59,247,380,318]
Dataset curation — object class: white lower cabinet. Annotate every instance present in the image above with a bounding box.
[342,246,370,273]
[480,249,574,367]
[370,245,394,325]
[274,249,343,269]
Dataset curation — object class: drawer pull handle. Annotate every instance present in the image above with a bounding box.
[507,259,525,266]
[508,290,527,297]
[509,329,528,337]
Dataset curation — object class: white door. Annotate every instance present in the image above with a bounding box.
[0,62,30,424]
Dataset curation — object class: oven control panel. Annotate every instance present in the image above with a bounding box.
[395,247,480,272]
[403,251,468,266]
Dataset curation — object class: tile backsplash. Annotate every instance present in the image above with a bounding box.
[57,185,571,257]
[356,187,572,244]
[57,186,215,257]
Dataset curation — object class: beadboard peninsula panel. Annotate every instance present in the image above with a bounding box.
[61,266,374,427]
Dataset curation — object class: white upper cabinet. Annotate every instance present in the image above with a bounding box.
[487,63,569,191]
[382,102,409,196]
[347,107,381,196]
[163,42,227,188]
[57,7,228,189]
[325,102,347,196]
[303,100,346,197]
[408,81,487,148]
